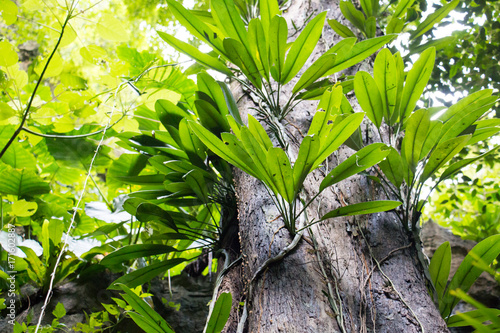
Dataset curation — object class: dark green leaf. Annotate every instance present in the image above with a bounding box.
[429,241,451,301]
[293,54,337,93]
[340,1,366,31]
[101,244,177,267]
[354,71,383,127]
[223,38,262,89]
[379,147,405,188]
[206,292,232,333]
[269,15,288,82]
[373,49,397,124]
[327,19,355,38]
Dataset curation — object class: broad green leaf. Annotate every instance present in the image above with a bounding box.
[206,292,232,333]
[218,82,243,125]
[195,98,230,134]
[379,147,405,188]
[223,38,262,89]
[393,0,416,18]
[441,234,500,318]
[282,12,327,84]
[360,0,377,17]
[321,200,401,220]
[1,142,37,170]
[324,37,357,57]
[157,31,232,76]
[420,135,470,183]
[96,14,129,42]
[166,0,226,55]
[0,0,17,25]
[184,169,209,203]
[211,0,249,46]
[293,54,337,93]
[364,17,376,38]
[411,0,460,39]
[399,47,435,123]
[0,40,18,67]
[312,112,365,170]
[136,202,178,231]
[327,19,355,38]
[438,96,497,144]
[118,285,175,333]
[269,15,287,82]
[198,72,229,118]
[448,309,500,328]
[0,168,50,196]
[419,119,443,160]
[11,200,37,217]
[260,0,280,30]
[0,102,15,120]
[220,132,267,180]
[293,135,320,194]
[386,17,405,34]
[35,52,63,78]
[373,49,397,124]
[324,35,397,77]
[439,146,500,182]
[429,241,451,301]
[248,115,273,150]
[110,258,186,289]
[267,147,294,203]
[354,71,383,128]
[401,108,430,170]
[315,86,343,123]
[101,244,177,267]
[340,1,366,31]
[52,303,66,319]
[320,143,390,192]
[248,18,270,82]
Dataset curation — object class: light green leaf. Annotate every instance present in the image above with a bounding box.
[439,146,500,182]
[101,244,177,267]
[198,72,229,118]
[248,18,270,82]
[292,135,320,194]
[354,71,383,128]
[0,40,18,67]
[269,15,288,82]
[184,169,209,203]
[52,303,66,319]
[223,38,262,89]
[218,82,243,125]
[157,31,232,76]
[248,115,273,150]
[35,52,63,78]
[419,119,443,160]
[293,54,337,93]
[259,0,280,30]
[211,0,249,46]
[96,14,129,42]
[441,234,500,318]
[364,17,376,38]
[340,1,366,31]
[321,200,401,220]
[206,292,232,333]
[0,0,17,25]
[419,135,470,183]
[411,0,460,39]
[110,258,186,290]
[267,147,294,203]
[399,47,435,123]
[379,147,405,188]
[386,17,405,34]
[327,19,355,38]
[429,241,451,301]
[282,12,327,84]
[0,168,50,196]
[373,49,397,124]
[320,143,390,192]
[447,309,500,328]
[11,200,38,217]
[401,108,430,170]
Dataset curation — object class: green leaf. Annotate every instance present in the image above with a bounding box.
[12,199,38,217]
[0,0,17,25]
[293,54,337,93]
[101,244,177,267]
[429,241,451,301]
[360,0,377,17]
[393,0,416,18]
[386,17,405,34]
[292,135,320,194]
[157,31,232,76]
[438,90,493,123]
[110,258,186,290]
[419,135,470,183]
[321,200,401,220]
[354,71,383,128]
[327,19,355,38]
[439,146,500,182]
[267,147,294,203]
[0,168,50,196]
[259,0,280,30]
[97,14,129,42]
[19,246,45,285]
[248,18,271,82]
[198,72,230,118]
[179,118,206,167]
[118,284,175,333]
[379,147,405,188]
[324,35,397,77]
[223,38,262,89]
[218,82,243,125]
[247,115,273,150]
[441,234,500,318]
[52,303,66,319]
[195,98,230,135]
[419,119,443,160]
[166,0,226,55]
[340,1,366,31]
[0,40,18,67]
[269,15,288,82]
[282,12,327,84]
[211,0,249,46]
[398,47,435,123]
[447,309,500,327]
[364,17,376,38]
[136,202,178,231]
[373,49,398,124]
[401,108,430,171]
[183,169,209,203]
[320,143,390,192]
[411,0,460,39]
[206,292,232,333]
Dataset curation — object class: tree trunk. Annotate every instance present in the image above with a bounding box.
[218,0,449,332]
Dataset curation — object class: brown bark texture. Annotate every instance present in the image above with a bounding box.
[217,0,450,332]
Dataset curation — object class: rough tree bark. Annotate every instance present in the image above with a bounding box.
[217,0,449,332]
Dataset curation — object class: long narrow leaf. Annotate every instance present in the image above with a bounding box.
[411,0,460,39]
[321,200,401,220]
[101,244,177,267]
[354,71,383,128]
[429,241,451,301]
